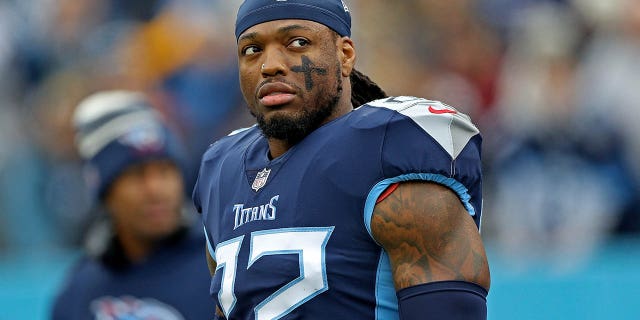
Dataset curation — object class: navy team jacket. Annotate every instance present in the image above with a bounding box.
[51,226,215,319]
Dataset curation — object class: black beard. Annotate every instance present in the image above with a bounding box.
[256,69,343,145]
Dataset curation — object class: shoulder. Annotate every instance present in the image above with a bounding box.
[362,96,480,157]
[201,124,260,162]
[358,96,481,166]
[361,97,484,227]
[193,126,259,211]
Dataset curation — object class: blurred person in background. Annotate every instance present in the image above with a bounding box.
[350,0,503,122]
[104,0,253,189]
[25,68,97,250]
[0,0,251,253]
[573,0,640,234]
[484,1,640,269]
[51,91,214,319]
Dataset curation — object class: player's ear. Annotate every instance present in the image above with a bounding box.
[338,36,356,77]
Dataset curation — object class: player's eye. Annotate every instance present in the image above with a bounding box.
[289,38,309,48]
[242,45,261,56]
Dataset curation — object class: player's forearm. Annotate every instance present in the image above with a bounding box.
[397,281,487,319]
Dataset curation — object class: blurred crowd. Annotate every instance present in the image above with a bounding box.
[0,0,639,271]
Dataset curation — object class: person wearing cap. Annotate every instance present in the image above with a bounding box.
[51,91,215,320]
[193,1,490,319]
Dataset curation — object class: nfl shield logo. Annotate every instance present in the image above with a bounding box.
[252,168,271,191]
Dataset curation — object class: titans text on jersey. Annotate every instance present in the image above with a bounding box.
[234,195,279,229]
[193,96,483,320]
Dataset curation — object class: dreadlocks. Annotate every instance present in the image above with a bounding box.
[350,69,388,108]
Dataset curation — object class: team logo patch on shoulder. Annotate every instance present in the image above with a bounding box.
[428,104,457,114]
[366,96,479,159]
[252,168,271,192]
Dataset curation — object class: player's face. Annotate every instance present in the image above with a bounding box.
[105,160,184,242]
[237,19,346,145]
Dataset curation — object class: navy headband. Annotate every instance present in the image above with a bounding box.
[236,0,352,40]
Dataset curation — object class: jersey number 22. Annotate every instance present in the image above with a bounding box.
[214,227,334,320]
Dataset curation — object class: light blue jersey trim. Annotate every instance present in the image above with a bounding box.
[364,173,475,240]
[203,225,215,258]
[375,250,399,320]
[228,124,256,136]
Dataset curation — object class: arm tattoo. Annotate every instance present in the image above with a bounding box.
[371,182,490,291]
[291,55,327,90]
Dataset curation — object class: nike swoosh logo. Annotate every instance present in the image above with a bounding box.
[428,105,457,114]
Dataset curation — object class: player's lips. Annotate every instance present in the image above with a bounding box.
[257,82,297,107]
[144,203,172,218]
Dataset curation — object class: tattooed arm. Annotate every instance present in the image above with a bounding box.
[371,181,490,317]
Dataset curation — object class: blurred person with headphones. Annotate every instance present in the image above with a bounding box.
[51,91,214,319]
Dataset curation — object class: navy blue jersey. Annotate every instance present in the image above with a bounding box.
[193,96,482,320]
[51,227,215,320]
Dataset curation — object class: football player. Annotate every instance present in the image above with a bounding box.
[193,1,490,319]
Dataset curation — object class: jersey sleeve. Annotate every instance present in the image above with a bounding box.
[192,155,218,261]
[364,96,483,228]
[192,175,203,214]
[192,126,254,216]
[192,141,220,215]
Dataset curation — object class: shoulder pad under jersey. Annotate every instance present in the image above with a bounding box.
[365,96,480,160]
[363,96,483,220]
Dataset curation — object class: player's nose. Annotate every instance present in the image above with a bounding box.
[260,47,287,77]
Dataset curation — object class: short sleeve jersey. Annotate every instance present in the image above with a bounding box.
[193,96,483,320]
